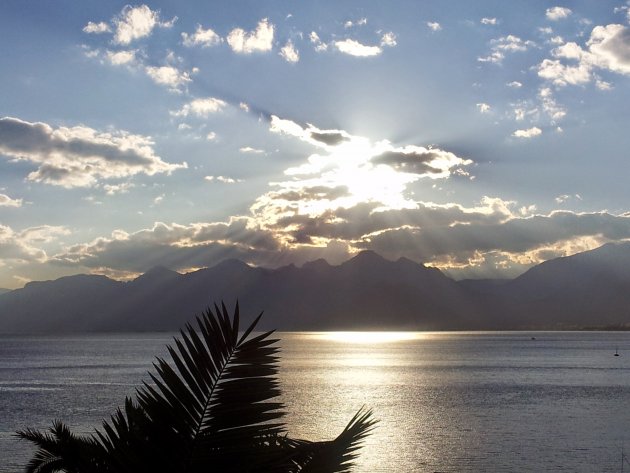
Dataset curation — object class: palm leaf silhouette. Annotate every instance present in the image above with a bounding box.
[18,302,376,472]
[16,420,101,473]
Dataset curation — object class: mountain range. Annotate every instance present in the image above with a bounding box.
[2,242,630,333]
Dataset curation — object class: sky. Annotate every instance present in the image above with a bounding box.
[1,0,630,289]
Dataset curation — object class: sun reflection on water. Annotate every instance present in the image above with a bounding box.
[308,331,427,344]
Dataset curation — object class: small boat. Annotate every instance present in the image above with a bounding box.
[615,346,620,357]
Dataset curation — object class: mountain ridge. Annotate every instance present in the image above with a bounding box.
[2,245,630,333]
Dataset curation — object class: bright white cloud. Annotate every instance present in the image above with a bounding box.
[427,22,442,31]
[513,127,542,138]
[479,35,535,64]
[83,21,111,34]
[596,78,613,90]
[279,40,300,63]
[380,32,397,47]
[106,50,137,66]
[481,17,498,25]
[507,81,523,88]
[145,65,191,91]
[477,103,491,113]
[0,117,186,188]
[0,224,66,264]
[113,5,174,45]
[546,6,572,21]
[334,39,382,57]
[555,194,582,204]
[264,116,473,227]
[181,25,222,47]
[538,24,630,87]
[587,24,630,74]
[206,132,217,141]
[227,18,274,54]
[0,193,22,207]
[538,87,566,121]
[103,182,134,195]
[493,35,535,52]
[205,175,243,184]
[344,18,368,28]
[239,147,265,154]
[309,32,328,52]
[171,97,227,118]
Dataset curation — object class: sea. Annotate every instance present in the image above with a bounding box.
[2,331,630,472]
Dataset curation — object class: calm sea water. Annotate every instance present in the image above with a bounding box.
[2,331,630,472]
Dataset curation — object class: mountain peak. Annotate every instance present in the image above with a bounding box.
[132,266,180,284]
[301,258,331,271]
[343,250,389,267]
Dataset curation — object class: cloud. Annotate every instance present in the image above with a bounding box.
[546,6,572,21]
[538,87,566,121]
[269,116,352,148]
[309,32,328,52]
[334,39,382,57]
[145,65,192,91]
[478,35,535,63]
[171,97,227,118]
[0,117,186,188]
[0,224,68,265]
[103,182,134,195]
[370,148,471,177]
[83,21,111,34]
[555,193,582,204]
[239,146,265,154]
[587,24,630,74]
[113,5,175,45]
[481,17,498,25]
[507,81,523,88]
[205,175,243,184]
[279,40,300,62]
[344,18,368,28]
[227,18,274,54]
[52,220,279,273]
[181,25,222,47]
[512,127,542,138]
[427,22,442,32]
[538,23,630,86]
[106,50,137,66]
[206,132,217,141]
[260,116,472,234]
[0,193,22,207]
[477,103,491,113]
[380,32,397,47]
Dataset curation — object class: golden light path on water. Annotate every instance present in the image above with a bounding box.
[308,331,428,344]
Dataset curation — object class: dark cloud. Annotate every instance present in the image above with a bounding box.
[271,185,350,202]
[0,117,186,187]
[309,131,349,146]
[371,150,444,174]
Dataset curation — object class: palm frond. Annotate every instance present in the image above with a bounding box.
[289,407,378,473]
[97,301,286,472]
[16,420,101,473]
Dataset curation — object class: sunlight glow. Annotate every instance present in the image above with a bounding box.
[311,331,426,344]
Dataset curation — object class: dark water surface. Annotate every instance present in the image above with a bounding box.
[2,331,630,472]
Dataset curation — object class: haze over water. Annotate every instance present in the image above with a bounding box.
[2,331,630,472]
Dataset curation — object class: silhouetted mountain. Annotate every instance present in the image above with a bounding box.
[0,288,10,295]
[2,244,630,332]
[491,242,630,329]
